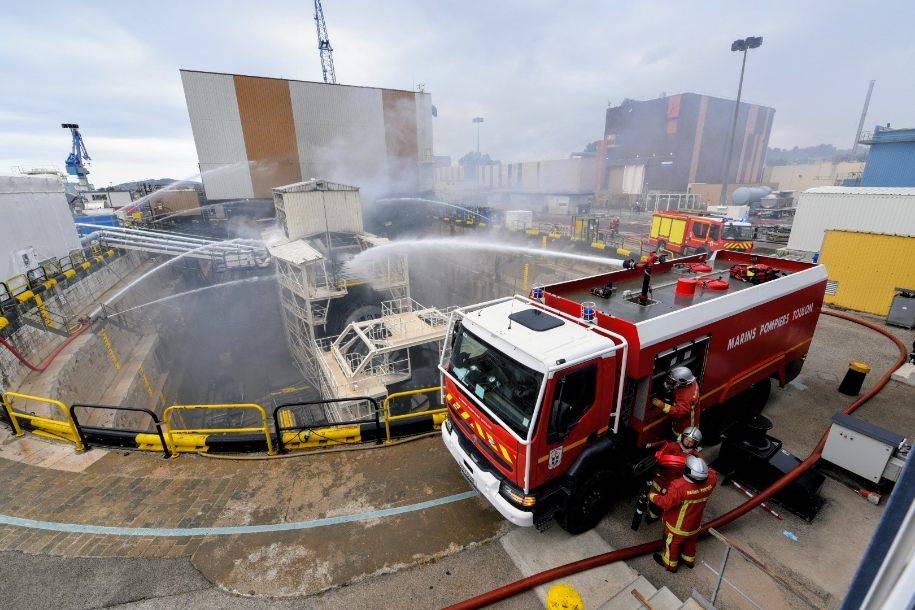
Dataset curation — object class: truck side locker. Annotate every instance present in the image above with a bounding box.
[669,218,687,245]
[659,216,672,239]
[650,215,662,238]
[639,337,711,440]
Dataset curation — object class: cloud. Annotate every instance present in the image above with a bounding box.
[1,0,914,186]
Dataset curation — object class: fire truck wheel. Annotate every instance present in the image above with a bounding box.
[557,468,616,535]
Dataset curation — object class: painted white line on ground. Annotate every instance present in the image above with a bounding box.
[0,491,477,537]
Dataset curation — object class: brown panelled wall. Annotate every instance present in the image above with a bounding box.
[234,76,302,197]
[381,90,419,188]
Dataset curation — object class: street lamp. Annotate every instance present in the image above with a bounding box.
[719,36,763,206]
[472,117,484,155]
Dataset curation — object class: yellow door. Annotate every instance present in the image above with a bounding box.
[670,219,687,245]
[659,217,672,238]
[650,215,662,238]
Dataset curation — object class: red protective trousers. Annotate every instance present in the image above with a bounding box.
[648,469,718,571]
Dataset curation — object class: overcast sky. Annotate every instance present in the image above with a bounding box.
[2,1,913,186]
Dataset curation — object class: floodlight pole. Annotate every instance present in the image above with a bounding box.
[719,37,762,206]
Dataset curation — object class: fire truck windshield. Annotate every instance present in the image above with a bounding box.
[449,327,543,437]
[723,224,754,240]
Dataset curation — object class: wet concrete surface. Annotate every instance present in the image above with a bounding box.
[594,311,914,608]
[0,303,911,608]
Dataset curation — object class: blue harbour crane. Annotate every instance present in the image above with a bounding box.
[61,123,91,189]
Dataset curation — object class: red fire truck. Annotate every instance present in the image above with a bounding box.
[646,211,755,255]
[439,251,826,533]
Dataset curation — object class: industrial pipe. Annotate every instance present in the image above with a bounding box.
[447,310,907,609]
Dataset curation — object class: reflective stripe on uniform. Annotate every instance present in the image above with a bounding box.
[662,533,677,567]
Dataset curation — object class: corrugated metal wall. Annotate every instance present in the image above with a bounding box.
[860,141,915,187]
[820,231,915,315]
[234,76,302,198]
[181,70,432,201]
[279,189,363,239]
[181,71,255,200]
[289,81,387,187]
[786,187,915,252]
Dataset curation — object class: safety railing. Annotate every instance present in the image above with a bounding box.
[2,390,447,457]
[162,403,275,455]
[273,397,381,453]
[382,386,446,445]
[70,403,171,458]
[1,391,84,450]
[693,528,824,609]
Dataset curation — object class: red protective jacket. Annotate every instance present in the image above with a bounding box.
[657,382,700,436]
[649,469,719,537]
[651,441,702,492]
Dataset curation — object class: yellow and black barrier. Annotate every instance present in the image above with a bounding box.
[1,389,449,457]
[1,247,123,338]
[383,387,447,445]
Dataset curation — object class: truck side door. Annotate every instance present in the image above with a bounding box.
[530,357,616,489]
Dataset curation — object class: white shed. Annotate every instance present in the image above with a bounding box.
[0,175,81,279]
[787,187,915,253]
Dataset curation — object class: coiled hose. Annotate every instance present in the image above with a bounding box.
[447,310,908,609]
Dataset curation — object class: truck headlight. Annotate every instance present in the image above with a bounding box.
[499,480,536,507]
[444,417,453,434]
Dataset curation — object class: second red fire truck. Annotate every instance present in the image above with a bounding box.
[439,250,826,533]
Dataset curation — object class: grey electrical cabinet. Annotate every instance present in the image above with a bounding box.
[822,413,907,483]
[886,288,915,329]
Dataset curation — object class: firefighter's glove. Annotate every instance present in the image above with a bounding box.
[652,398,670,413]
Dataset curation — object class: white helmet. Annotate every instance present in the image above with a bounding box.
[665,366,696,391]
[684,455,709,482]
[680,427,702,450]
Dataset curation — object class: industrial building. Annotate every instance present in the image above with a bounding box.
[434,157,599,212]
[0,174,82,279]
[859,125,915,187]
[603,93,775,193]
[763,160,865,192]
[787,186,915,253]
[180,69,435,202]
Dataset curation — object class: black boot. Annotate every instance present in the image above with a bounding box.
[653,552,677,573]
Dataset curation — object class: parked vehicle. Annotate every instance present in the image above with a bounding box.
[439,251,826,533]
[646,212,755,255]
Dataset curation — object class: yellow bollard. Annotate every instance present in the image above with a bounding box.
[546,583,584,610]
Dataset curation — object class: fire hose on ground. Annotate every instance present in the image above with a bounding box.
[0,322,91,373]
[446,310,909,609]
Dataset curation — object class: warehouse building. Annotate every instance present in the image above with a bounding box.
[180,70,435,202]
[603,93,775,193]
[859,125,915,187]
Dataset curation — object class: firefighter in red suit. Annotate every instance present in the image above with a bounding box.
[652,366,700,438]
[646,427,703,523]
[649,455,718,572]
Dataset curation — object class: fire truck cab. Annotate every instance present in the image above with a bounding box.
[647,211,754,255]
[440,251,826,533]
